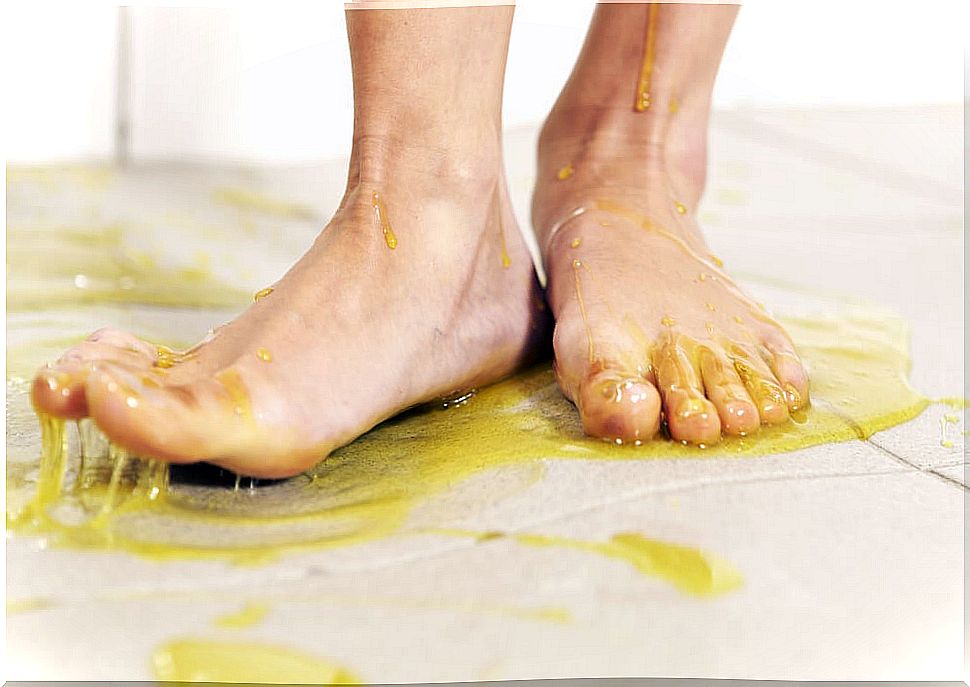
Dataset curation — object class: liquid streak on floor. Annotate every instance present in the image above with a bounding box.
[5,105,965,681]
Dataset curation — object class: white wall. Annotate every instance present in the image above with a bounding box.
[5,0,966,164]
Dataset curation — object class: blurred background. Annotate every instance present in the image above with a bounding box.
[5,0,965,165]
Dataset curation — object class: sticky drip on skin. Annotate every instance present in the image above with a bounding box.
[371,192,398,250]
[557,164,574,181]
[256,347,272,363]
[573,259,596,363]
[154,345,194,370]
[253,287,274,302]
[674,201,687,215]
[491,187,511,269]
[216,368,254,423]
[634,3,660,111]
[586,199,787,332]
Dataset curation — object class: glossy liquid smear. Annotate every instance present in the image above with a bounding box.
[6,307,939,567]
[430,529,741,596]
[634,3,660,111]
[152,638,360,684]
[371,192,398,250]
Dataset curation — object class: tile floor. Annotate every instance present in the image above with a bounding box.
[5,104,964,681]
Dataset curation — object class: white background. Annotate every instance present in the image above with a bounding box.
[4,0,966,163]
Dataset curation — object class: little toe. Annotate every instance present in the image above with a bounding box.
[730,346,789,425]
[655,340,722,445]
[763,336,810,412]
[577,367,662,445]
[699,348,760,436]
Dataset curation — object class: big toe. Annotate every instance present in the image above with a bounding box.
[31,328,160,418]
[576,368,662,445]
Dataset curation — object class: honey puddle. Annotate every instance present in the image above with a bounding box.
[427,528,742,596]
[6,305,941,566]
[7,226,250,311]
[152,638,360,684]
[213,601,270,630]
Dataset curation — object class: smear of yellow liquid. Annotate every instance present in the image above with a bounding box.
[214,601,270,629]
[152,638,360,684]
[212,187,317,220]
[256,347,273,363]
[6,305,941,567]
[634,3,660,111]
[7,596,57,614]
[370,191,398,250]
[557,164,575,181]
[428,528,740,597]
[6,226,250,311]
[254,286,275,302]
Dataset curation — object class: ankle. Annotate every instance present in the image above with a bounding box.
[538,101,709,204]
[347,131,503,198]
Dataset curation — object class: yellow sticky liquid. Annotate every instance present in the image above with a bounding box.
[634,4,660,111]
[152,638,360,684]
[254,286,275,302]
[215,368,254,422]
[6,226,250,312]
[557,164,575,181]
[214,601,270,629]
[573,259,596,363]
[7,596,57,614]
[674,200,688,215]
[429,528,741,596]
[371,191,398,250]
[6,306,944,567]
[256,347,273,363]
[492,187,512,269]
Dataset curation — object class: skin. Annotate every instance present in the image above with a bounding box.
[532,3,809,445]
[32,3,810,476]
[31,6,549,478]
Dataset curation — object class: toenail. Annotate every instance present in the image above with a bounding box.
[678,398,707,419]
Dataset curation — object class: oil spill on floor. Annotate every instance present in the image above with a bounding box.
[427,528,742,596]
[152,638,361,684]
[3,167,948,571]
[213,601,271,630]
[6,305,937,567]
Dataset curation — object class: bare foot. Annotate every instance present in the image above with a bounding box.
[33,141,548,477]
[532,109,810,447]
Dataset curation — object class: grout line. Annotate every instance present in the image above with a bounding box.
[865,438,968,491]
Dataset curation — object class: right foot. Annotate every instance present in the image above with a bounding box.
[32,141,548,478]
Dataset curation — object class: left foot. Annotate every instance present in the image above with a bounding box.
[533,105,810,446]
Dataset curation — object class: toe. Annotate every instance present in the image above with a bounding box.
[85,362,311,478]
[762,335,810,412]
[655,339,722,445]
[85,361,238,465]
[699,348,760,436]
[31,334,160,418]
[32,364,89,418]
[576,367,662,445]
[730,345,789,425]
